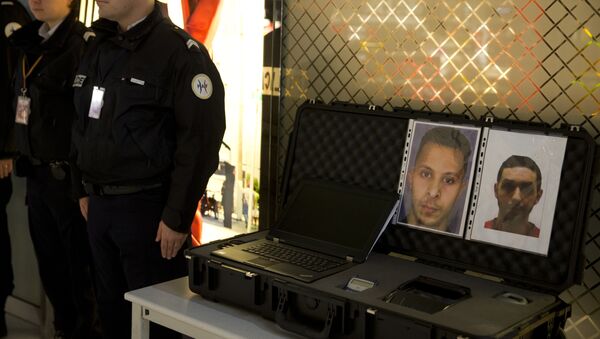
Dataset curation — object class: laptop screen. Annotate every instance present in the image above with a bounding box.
[272,180,398,261]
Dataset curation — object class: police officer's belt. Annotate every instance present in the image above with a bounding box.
[29,157,68,167]
[28,158,69,180]
[84,182,162,196]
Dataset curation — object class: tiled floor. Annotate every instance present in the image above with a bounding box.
[4,313,39,339]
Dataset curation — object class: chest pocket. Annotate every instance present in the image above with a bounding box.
[118,73,167,103]
[116,73,173,170]
[31,71,73,121]
[35,72,70,94]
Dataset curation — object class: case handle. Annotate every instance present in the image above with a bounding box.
[275,290,336,339]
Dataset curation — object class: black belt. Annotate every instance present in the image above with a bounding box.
[29,157,69,167]
[28,158,69,180]
[29,157,68,167]
[84,182,162,196]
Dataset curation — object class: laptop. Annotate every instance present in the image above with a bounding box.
[211,180,399,283]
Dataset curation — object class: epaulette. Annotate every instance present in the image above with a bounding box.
[73,23,96,43]
[83,30,96,43]
[0,1,15,6]
[4,21,21,38]
[171,25,206,55]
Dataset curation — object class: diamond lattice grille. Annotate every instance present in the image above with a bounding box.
[280,0,599,337]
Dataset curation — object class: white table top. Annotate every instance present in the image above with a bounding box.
[125,277,301,339]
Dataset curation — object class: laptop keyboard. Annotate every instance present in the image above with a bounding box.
[243,243,347,272]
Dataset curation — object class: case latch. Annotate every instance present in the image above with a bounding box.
[366,307,378,315]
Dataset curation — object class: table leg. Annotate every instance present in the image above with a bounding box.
[131,303,150,339]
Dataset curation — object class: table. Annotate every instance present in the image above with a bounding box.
[124,277,301,339]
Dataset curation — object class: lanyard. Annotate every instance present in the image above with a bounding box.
[21,54,44,96]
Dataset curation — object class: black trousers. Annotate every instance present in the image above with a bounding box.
[87,187,186,339]
[0,177,13,307]
[26,166,96,338]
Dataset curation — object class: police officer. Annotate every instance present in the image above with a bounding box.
[0,2,30,336]
[10,0,96,338]
[71,0,225,338]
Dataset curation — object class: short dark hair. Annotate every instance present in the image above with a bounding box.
[496,155,542,189]
[415,126,472,175]
[69,0,80,13]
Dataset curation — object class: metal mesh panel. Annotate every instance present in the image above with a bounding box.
[280,0,600,336]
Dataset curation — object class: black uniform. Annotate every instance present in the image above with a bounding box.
[10,12,96,339]
[71,3,225,339]
[0,1,29,336]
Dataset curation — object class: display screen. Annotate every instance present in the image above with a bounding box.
[277,181,397,251]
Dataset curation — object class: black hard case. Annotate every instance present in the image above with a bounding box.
[186,101,595,338]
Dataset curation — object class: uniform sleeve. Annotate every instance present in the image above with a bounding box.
[69,29,94,200]
[161,46,226,233]
[0,3,30,158]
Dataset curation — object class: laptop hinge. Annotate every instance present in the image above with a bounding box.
[345,256,354,262]
[273,237,280,243]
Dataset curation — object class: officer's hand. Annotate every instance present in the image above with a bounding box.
[0,159,13,179]
[155,221,187,260]
[79,197,89,221]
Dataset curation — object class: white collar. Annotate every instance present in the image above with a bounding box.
[38,19,65,42]
[126,16,147,31]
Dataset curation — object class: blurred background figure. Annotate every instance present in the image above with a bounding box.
[221,162,235,228]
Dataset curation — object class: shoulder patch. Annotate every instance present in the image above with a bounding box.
[191,74,213,100]
[83,31,96,42]
[4,22,21,38]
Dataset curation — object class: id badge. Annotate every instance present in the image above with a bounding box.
[88,86,105,119]
[15,95,31,125]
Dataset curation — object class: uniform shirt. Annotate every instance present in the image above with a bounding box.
[37,19,64,41]
[72,4,226,233]
[0,0,30,158]
[11,12,91,162]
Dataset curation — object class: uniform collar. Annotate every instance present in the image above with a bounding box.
[11,12,77,54]
[91,3,165,51]
[38,18,65,42]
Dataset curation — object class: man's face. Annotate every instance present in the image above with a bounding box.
[28,0,71,24]
[408,143,466,230]
[96,0,135,21]
[494,167,542,222]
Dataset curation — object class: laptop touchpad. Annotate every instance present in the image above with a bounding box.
[248,257,278,267]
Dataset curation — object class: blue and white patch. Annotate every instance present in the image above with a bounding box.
[4,22,21,38]
[191,74,212,100]
[73,74,87,88]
